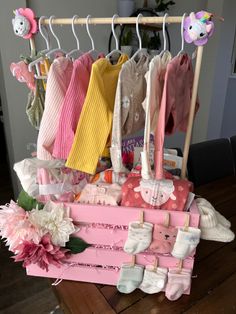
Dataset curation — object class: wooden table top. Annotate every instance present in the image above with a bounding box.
[52,176,236,314]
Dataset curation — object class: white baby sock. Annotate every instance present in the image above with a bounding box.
[165,268,191,301]
[124,221,153,254]
[117,264,144,294]
[139,265,168,294]
[171,227,201,259]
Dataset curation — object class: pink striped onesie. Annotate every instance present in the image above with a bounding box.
[53,53,97,160]
[37,57,73,160]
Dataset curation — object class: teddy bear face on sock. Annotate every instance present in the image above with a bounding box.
[149,224,177,254]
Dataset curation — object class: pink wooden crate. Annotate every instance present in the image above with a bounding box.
[26,201,200,294]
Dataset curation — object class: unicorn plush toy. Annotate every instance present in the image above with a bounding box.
[184,11,214,46]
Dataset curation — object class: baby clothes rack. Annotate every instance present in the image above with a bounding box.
[37,15,203,179]
[25,15,202,294]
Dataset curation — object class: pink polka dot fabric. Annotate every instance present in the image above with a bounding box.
[121,174,193,211]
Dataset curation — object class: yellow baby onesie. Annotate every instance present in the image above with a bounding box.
[66,54,128,174]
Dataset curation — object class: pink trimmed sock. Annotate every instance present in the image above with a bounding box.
[165,268,191,301]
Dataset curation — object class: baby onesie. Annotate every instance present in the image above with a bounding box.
[66,54,129,174]
[162,53,199,135]
[111,53,150,175]
[37,57,73,160]
[53,53,101,160]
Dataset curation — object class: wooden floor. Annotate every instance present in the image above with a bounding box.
[1,152,236,313]
[0,158,62,314]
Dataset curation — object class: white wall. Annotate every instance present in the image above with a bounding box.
[221,78,236,137]
[0,0,37,196]
[29,0,117,54]
[207,0,236,139]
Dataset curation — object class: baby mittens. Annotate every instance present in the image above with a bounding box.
[165,268,192,301]
[139,265,168,294]
[124,221,153,254]
[171,227,201,259]
[117,264,144,293]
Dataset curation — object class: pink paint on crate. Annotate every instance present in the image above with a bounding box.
[69,200,200,227]
[26,201,199,293]
[27,263,120,285]
[26,249,194,285]
[74,227,127,247]
[66,248,194,268]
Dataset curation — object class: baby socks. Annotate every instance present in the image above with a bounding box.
[117,264,144,294]
[171,227,201,259]
[139,265,168,294]
[124,221,153,254]
[117,264,191,299]
[165,268,192,301]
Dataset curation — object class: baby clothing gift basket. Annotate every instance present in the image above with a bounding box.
[2,10,234,303]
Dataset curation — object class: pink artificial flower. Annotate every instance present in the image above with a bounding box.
[0,201,42,252]
[13,234,69,271]
[18,8,38,39]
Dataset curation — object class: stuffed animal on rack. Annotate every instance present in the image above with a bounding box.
[12,8,37,39]
[184,11,214,46]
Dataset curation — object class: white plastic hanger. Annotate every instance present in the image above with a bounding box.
[46,15,67,59]
[106,14,122,60]
[159,13,169,57]
[131,13,148,61]
[28,16,51,79]
[66,15,84,60]
[177,13,187,56]
[86,15,99,60]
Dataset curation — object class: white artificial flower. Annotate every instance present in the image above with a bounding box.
[29,201,76,247]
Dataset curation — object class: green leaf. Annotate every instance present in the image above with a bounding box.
[66,237,91,254]
[17,190,44,211]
